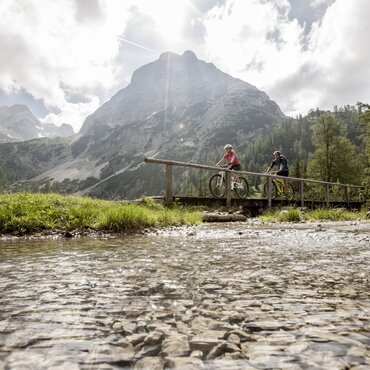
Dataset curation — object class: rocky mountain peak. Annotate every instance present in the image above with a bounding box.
[0,104,75,143]
[80,50,268,134]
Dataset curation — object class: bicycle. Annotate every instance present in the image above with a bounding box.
[263,173,295,200]
[209,166,249,198]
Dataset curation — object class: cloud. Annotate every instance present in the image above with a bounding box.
[202,0,370,116]
[278,0,370,114]
[0,0,131,131]
[0,0,369,130]
[204,0,305,88]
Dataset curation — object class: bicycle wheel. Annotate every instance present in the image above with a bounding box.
[209,174,225,198]
[234,177,249,198]
[263,181,277,199]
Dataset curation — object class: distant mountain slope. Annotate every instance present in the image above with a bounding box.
[0,104,74,143]
[81,50,284,137]
[0,51,286,198]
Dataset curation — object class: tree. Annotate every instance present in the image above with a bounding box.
[357,102,370,197]
[358,103,370,160]
[307,113,362,184]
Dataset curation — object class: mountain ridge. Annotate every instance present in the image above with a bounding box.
[0,104,75,143]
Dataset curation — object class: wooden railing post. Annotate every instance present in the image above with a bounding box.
[300,181,304,207]
[165,164,173,205]
[266,176,272,208]
[345,186,350,207]
[325,183,330,207]
[225,170,231,206]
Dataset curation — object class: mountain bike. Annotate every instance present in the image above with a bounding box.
[263,173,294,200]
[209,167,249,198]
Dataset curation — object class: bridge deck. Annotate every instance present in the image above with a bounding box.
[163,196,364,216]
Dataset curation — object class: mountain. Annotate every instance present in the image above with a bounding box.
[0,104,74,143]
[81,50,284,140]
[0,51,286,198]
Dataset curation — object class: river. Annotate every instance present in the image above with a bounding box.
[1,220,369,369]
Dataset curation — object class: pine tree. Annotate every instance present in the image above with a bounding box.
[307,113,362,184]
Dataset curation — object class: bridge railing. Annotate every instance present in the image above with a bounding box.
[144,157,364,207]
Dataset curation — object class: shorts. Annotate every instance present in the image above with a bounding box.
[229,164,241,171]
[276,170,289,177]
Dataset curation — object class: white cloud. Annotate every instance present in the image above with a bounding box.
[202,0,370,116]
[42,96,100,128]
[310,0,331,8]
[277,0,370,115]
[203,0,306,92]
[0,0,131,131]
[0,0,369,130]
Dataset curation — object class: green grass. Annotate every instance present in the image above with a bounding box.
[0,193,202,235]
[259,206,367,222]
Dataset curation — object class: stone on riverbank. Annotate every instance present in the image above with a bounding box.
[201,212,247,222]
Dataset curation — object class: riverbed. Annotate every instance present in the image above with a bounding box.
[0,220,369,369]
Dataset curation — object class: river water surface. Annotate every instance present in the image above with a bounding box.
[1,221,370,369]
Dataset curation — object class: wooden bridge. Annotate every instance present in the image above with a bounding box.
[144,157,365,212]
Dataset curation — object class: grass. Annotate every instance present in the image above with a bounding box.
[259,206,368,222]
[0,193,202,235]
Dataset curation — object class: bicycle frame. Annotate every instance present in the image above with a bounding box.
[272,177,285,194]
[263,174,294,201]
[218,170,241,188]
[217,171,225,187]
[209,168,249,199]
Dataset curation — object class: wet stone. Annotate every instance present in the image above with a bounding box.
[84,343,135,364]
[165,356,204,369]
[1,221,370,369]
[161,335,190,357]
[133,356,164,370]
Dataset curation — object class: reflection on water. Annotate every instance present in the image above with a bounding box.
[0,222,370,369]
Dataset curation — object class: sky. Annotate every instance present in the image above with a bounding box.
[0,0,369,133]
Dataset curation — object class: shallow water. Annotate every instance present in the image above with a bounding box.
[0,221,370,369]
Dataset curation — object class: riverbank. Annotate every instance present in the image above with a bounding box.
[259,206,369,222]
[0,193,368,238]
[0,193,201,237]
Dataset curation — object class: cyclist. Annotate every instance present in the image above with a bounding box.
[266,150,289,193]
[215,144,241,185]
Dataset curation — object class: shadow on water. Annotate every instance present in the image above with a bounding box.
[0,221,370,369]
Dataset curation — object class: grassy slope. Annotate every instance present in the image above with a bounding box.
[0,193,201,235]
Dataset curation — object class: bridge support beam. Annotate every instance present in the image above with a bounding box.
[300,182,304,207]
[225,171,232,206]
[165,164,173,205]
[325,184,330,207]
[266,177,272,208]
[345,186,350,207]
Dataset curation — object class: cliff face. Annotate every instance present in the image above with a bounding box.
[0,104,74,143]
[81,50,284,136]
[0,51,285,199]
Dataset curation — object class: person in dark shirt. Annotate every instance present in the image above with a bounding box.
[266,150,289,193]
